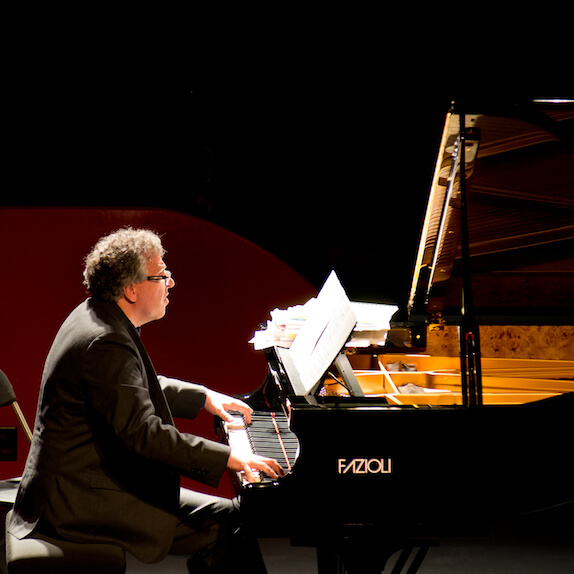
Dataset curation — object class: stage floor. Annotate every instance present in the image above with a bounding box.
[126,510,574,573]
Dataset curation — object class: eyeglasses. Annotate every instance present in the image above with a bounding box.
[146,270,172,283]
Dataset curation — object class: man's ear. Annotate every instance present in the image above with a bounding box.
[123,284,138,304]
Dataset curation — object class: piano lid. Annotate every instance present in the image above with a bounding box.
[408,99,574,325]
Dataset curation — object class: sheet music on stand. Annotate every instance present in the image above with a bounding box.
[282,271,361,397]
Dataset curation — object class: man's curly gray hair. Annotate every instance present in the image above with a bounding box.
[83,227,165,302]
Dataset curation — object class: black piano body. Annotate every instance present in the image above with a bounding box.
[228,355,573,571]
[219,99,574,572]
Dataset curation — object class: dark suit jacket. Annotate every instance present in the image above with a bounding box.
[9,298,231,563]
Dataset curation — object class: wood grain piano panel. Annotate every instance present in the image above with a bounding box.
[425,324,574,360]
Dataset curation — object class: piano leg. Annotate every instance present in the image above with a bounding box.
[316,546,381,574]
[316,546,344,574]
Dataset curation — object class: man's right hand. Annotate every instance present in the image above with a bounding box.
[227,451,285,483]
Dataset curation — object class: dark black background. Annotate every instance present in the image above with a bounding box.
[6,5,564,306]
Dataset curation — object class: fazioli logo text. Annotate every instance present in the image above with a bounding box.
[337,458,392,475]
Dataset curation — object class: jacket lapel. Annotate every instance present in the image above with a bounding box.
[106,301,175,426]
[131,332,174,425]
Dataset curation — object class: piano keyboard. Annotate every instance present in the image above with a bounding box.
[225,410,300,484]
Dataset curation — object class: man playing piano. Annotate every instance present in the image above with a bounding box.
[7,227,283,573]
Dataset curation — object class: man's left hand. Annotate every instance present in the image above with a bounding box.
[204,389,253,425]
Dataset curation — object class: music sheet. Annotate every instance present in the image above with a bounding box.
[288,270,356,394]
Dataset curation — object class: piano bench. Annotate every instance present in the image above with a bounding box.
[5,512,126,574]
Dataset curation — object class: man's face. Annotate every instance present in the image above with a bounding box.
[133,255,175,326]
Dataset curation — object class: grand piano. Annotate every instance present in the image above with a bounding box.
[219,99,574,573]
